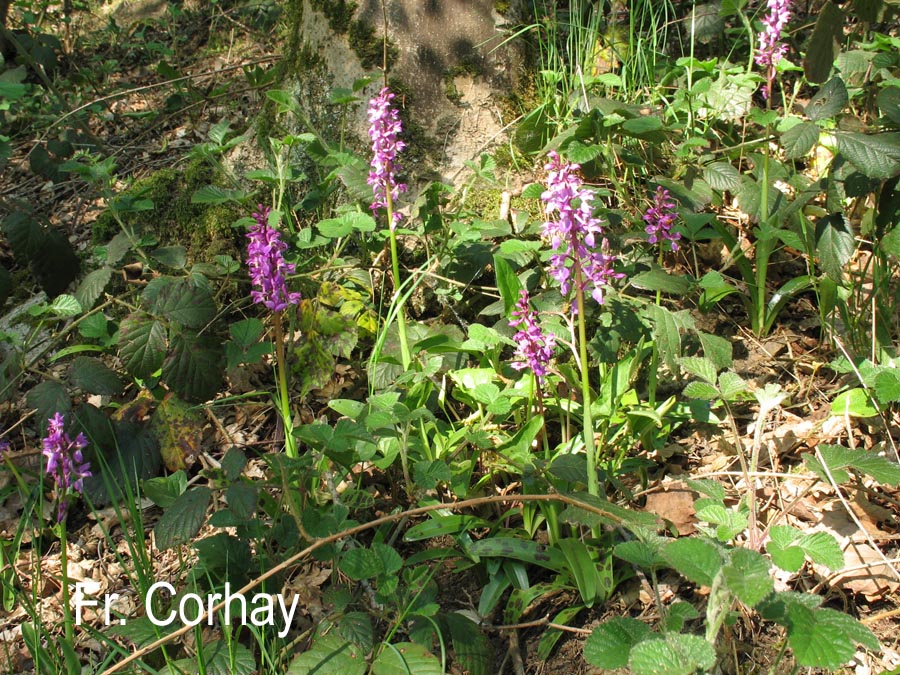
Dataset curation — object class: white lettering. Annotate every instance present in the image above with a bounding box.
[74,583,97,625]
[277,594,300,638]
[146,582,177,626]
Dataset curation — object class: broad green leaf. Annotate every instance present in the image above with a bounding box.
[162,334,223,402]
[847,451,900,485]
[629,635,716,675]
[664,601,700,633]
[703,161,741,191]
[631,269,692,295]
[49,294,82,317]
[288,633,367,675]
[768,525,806,573]
[614,540,666,569]
[565,140,603,164]
[695,503,748,541]
[679,356,718,385]
[317,212,377,238]
[339,612,374,651]
[584,617,651,669]
[191,640,255,675]
[229,318,264,347]
[874,369,900,404]
[835,131,900,179]
[75,267,113,310]
[70,356,124,396]
[142,470,188,508]
[877,86,900,125]
[663,538,723,586]
[830,388,878,418]
[371,642,442,675]
[119,315,167,378]
[191,185,249,204]
[340,547,383,580]
[806,77,849,121]
[799,531,844,570]
[445,613,492,675]
[683,381,719,400]
[804,444,900,485]
[717,371,748,401]
[787,604,879,669]
[153,486,211,550]
[26,381,71,432]
[146,278,216,329]
[150,246,187,269]
[646,304,681,373]
[781,121,821,159]
[622,116,663,135]
[816,213,855,282]
[698,331,733,371]
[698,270,738,312]
[404,515,489,541]
[723,548,773,607]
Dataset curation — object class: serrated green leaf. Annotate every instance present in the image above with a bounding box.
[339,612,374,651]
[26,381,71,432]
[806,77,849,121]
[664,602,700,633]
[646,304,681,373]
[151,246,187,269]
[723,548,773,607]
[787,604,879,669]
[683,381,720,400]
[584,617,651,669]
[781,121,821,159]
[146,278,216,329]
[565,140,603,164]
[622,116,663,135]
[874,369,900,404]
[75,267,113,311]
[191,185,248,204]
[229,318,264,347]
[150,394,204,472]
[768,525,806,573]
[679,356,718,385]
[340,548,383,580]
[162,334,222,402]
[154,486,211,550]
[717,371,748,400]
[877,86,900,125]
[663,539,723,586]
[493,254,522,319]
[698,332,733,371]
[142,470,187,508]
[632,269,693,295]
[614,540,666,569]
[49,294,82,317]
[799,531,844,570]
[703,161,741,191]
[803,2,843,84]
[696,503,748,541]
[629,635,716,675]
[371,642,442,675]
[119,315,167,378]
[816,213,856,282]
[835,132,900,180]
[70,356,124,396]
[192,640,255,675]
[318,212,377,238]
[288,633,367,675]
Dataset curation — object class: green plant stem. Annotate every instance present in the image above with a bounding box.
[58,523,74,645]
[385,190,412,370]
[573,262,598,497]
[755,146,771,335]
[272,312,297,458]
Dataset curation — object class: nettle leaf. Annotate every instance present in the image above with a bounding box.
[787,604,879,670]
[834,132,900,180]
[723,548,773,607]
[70,356,124,396]
[119,314,167,378]
[781,121,821,159]
[663,538,723,586]
[816,213,855,282]
[145,278,217,329]
[703,161,741,191]
[162,334,223,402]
[288,633,367,675]
[154,486,211,550]
[806,77,849,122]
[628,634,716,675]
[371,642,442,675]
[584,617,651,669]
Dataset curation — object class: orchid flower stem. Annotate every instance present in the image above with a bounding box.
[573,262,599,498]
[59,523,74,644]
[386,191,412,370]
[272,312,297,459]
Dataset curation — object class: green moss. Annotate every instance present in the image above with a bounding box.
[494,0,512,14]
[91,160,243,264]
[309,0,355,34]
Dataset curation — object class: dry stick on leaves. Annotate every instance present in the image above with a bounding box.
[98,493,625,675]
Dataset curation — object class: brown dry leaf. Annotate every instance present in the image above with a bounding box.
[643,481,697,535]
[816,505,900,601]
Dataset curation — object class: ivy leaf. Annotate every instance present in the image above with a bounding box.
[70,357,124,396]
[153,486,211,550]
[119,314,167,378]
[584,617,651,669]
